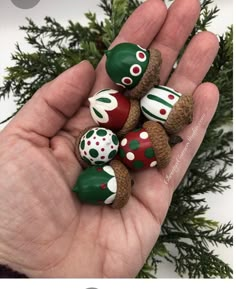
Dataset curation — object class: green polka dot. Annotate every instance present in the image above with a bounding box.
[80,139,85,150]
[89,149,99,158]
[145,147,155,158]
[133,128,142,132]
[86,130,94,139]
[133,160,144,169]
[95,161,105,165]
[82,156,91,165]
[97,129,107,137]
[119,148,125,158]
[112,134,119,145]
[108,150,117,159]
[129,140,140,150]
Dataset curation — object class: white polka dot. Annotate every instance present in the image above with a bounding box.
[121,138,128,146]
[150,161,157,168]
[140,132,149,139]
[126,152,135,161]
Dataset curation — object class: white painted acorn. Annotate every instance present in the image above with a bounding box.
[140,85,194,135]
[75,127,119,166]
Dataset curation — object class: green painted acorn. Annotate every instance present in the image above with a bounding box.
[73,160,131,209]
[105,42,162,99]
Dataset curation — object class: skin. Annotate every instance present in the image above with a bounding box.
[0,0,219,278]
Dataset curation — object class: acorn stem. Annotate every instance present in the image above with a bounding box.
[168,135,183,147]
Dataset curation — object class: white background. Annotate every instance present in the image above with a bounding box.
[0,0,233,279]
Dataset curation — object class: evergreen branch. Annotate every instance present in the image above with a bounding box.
[0,0,233,278]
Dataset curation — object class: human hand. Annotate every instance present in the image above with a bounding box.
[0,0,219,277]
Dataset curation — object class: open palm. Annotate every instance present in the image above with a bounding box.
[0,0,219,278]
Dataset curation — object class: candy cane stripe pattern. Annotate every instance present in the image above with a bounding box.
[140,85,182,124]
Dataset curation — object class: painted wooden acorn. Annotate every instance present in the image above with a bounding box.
[75,127,119,166]
[105,42,162,99]
[140,85,194,135]
[89,89,140,137]
[118,121,171,171]
[73,160,131,209]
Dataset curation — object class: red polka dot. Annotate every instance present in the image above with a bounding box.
[100,183,107,190]
[84,151,87,155]
[160,109,167,115]
[93,136,96,139]
[97,167,103,172]
[103,138,106,141]
[111,146,114,149]
[101,148,105,152]
[168,94,174,100]
[101,156,105,159]
[87,141,91,145]
[96,142,100,146]
[133,66,140,74]
[139,52,145,59]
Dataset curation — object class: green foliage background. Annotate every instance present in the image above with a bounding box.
[0,0,233,278]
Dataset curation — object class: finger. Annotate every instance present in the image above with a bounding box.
[150,0,200,84]
[6,61,95,139]
[64,0,168,135]
[161,82,219,194]
[131,82,219,226]
[167,31,219,93]
[91,0,168,94]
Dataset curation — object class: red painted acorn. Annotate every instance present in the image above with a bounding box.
[118,121,171,171]
[89,89,140,137]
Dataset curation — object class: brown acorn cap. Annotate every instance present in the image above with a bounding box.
[143,121,171,169]
[128,48,162,99]
[111,160,132,209]
[164,94,194,135]
[117,99,141,138]
[75,126,96,168]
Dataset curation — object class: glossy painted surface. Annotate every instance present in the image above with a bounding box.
[141,85,181,124]
[105,43,150,89]
[89,89,130,131]
[73,165,117,205]
[79,127,119,165]
[119,128,157,170]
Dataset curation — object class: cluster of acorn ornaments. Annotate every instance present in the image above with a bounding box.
[73,42,194,209]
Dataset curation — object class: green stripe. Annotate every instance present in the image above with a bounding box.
[154,85,180,98]
[93,108,103,119]
[97,97,111,103]
[141,106,166,122]
[147,94,173,108]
